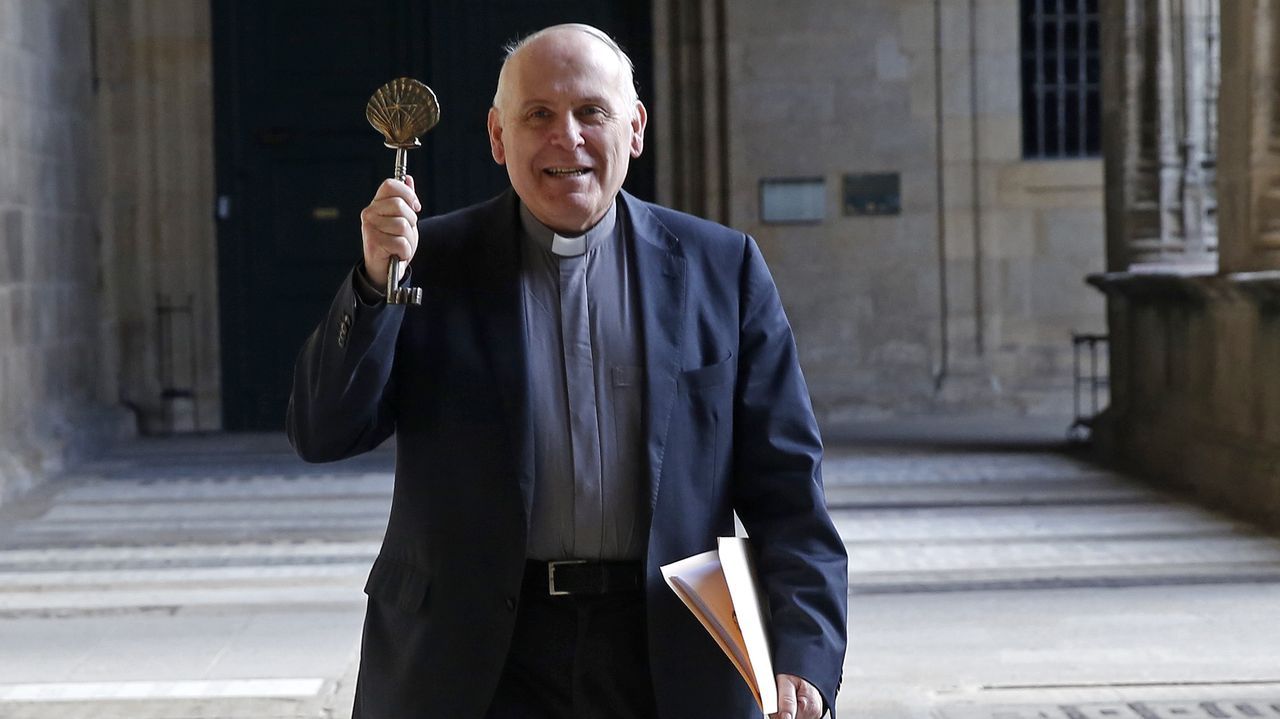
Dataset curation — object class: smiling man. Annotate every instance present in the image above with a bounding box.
[289,23,847,719]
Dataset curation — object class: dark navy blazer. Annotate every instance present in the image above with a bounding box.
[288,189,848,719]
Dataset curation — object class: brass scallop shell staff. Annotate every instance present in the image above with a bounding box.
[366,77,441,305]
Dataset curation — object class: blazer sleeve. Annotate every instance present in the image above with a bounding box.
[286,265,407,462]
[728,236,849,713]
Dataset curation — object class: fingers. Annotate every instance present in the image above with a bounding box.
[771,674,797,719]
[772,674,823,719]
[374,176,420,210]
[796,678,823,719]
[361,178,421,289]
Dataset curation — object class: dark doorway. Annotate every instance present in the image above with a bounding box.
[213,0,655,431]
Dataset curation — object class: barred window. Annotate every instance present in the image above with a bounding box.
[1021,0,1101,158]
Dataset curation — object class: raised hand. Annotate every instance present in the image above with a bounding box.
[360,175,420,291]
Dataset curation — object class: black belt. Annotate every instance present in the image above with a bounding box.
[524,559,644,596]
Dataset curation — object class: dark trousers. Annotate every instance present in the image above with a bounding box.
[484,581,658,719]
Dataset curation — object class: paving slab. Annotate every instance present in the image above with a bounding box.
[1,425,1278,719]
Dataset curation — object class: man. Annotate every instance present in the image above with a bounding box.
[289,23,847,719]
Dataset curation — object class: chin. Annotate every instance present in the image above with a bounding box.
[542,205,598,231]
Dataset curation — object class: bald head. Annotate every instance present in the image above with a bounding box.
[492,24,638,117]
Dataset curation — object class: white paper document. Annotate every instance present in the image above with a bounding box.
[660,537,777,714]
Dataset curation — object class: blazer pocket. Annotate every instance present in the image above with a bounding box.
[679,351,735,391]
[363,556,432,615]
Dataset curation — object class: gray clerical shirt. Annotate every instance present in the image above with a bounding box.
[519,200,646,561]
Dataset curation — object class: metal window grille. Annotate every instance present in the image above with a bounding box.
[1021,0,1101,158]
[1069,332,1109,443]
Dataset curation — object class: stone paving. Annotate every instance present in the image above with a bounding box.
[830,439,1280,719]
[0,426,1278,717]
[0,434,382,718]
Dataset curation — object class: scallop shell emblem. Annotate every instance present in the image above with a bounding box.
[366,77,440,148]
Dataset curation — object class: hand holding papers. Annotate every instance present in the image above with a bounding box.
[660,537,777,714]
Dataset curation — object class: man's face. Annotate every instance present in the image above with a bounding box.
[487,31,647,235]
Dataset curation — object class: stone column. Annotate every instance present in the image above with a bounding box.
[651,0,730,224]
[1179,0,1217,256]
[0,0,130,506]
[1218,0,1280,272]
[1103,0,1218,271]
[93,0,219,432]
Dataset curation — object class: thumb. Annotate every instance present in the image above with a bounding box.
[772,675,797,719]
[403,174,422,213]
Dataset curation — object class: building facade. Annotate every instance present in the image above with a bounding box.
[0,0,1105,503]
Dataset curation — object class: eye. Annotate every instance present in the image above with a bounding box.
[577,105,609,123]
[524,108,552,122]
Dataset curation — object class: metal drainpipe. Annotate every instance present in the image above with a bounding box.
[933,0,950,393]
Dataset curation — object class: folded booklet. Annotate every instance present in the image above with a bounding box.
[660,537,777,714]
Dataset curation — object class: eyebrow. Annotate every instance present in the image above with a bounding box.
[518,95,615,111]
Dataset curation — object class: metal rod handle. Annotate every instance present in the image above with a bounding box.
[386,147,421,305]
[394,147,408,183]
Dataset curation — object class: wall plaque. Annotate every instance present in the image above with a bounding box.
[843,172,900,216]
[760,177,825,224]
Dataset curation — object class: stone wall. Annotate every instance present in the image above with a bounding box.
[0,0,128,505]
[714,0,1105,425]
[1091,274,1280,529]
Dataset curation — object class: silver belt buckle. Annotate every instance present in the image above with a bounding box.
[547,559,588,596]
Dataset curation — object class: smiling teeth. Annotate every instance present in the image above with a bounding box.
[546,168,588,176]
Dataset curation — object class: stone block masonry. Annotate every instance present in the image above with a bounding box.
[0,0,130,508]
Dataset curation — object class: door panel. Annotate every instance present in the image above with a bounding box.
[214,0,653,430]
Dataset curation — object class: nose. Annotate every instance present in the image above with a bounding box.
[549,113,584,150]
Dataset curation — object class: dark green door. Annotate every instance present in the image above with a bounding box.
[213,0,654,430]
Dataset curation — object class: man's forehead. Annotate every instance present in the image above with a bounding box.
[507,51,627,102]
[494,26,635,113]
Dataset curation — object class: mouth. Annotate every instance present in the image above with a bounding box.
[543,167,592,178]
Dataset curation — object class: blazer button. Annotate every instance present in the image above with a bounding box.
[505,597,517,612]
[337,314,352,347]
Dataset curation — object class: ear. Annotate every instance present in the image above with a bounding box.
[487,107,506,165]
[629,100,648,158]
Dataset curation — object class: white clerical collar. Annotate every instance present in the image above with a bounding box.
[551,233,586,257]
[519,201,618,258]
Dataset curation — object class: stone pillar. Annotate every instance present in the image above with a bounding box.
[0,0,129,506]
[1218,0,1280,272]
[1179,0,1218,256]
[652,0,730,224]
[93,0,219,432]
[1103,0,1218,271]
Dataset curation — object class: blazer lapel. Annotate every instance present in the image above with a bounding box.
[621,192,686,514]
[472,190,536,524]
